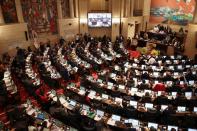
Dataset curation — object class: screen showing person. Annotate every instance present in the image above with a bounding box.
[88,13,112,27]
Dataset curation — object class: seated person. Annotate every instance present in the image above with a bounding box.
[166,81,182,93]
[154,92,169,105]
[35,87,49,104]
[137,80,150,90]
[163,104,176,115]
[140,92,152,103]
[163,72,174,81]
[153,81,166,92]
[174,92,187,106]
[111,86,121,98]
[185,69,195,81]
[141,72,150,80]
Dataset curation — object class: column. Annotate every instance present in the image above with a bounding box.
[130,0,134,17]
[74,0,79,17]
[15,0,24,23]
[0,5,5,24]
[69,0,75,18]
[57,0,63,19]
[193,2,197,23]
[125,0,131,17]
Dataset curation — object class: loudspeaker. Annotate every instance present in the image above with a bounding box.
[25,31,28,41]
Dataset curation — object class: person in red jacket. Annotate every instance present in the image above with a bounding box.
[35,87,49,103]
[153,81,166,92]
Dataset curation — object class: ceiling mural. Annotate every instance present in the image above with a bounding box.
[150,0,196,25]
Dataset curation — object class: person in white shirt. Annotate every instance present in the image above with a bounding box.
[148,56,156,65]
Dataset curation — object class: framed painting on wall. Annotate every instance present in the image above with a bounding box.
[1,0,18,23]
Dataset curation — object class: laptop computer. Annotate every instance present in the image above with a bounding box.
[177,106,186,112]
[168,125,178,131]
[130,100,138,108]
[148,122,158,129]
[128,119,139,127]
[188,129,197,131]
[111,114,121,121]
[185,92,192,98]
[82,104,90,110]
[171,92,177,97]
[102,94,109,99]
[96,110,104,117]
[145,103,153,109]
[169,66,174,70]
[161,105,168,111]
[108,82,113,86]
[189,81,195,85]
[193,107,197,113]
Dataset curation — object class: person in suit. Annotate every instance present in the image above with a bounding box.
[141,72,150,80]
[174,92,188,106]
[154,92,169,105]
[111,86,121,98]
[166,81,182,93]
[140,92,152,103]
[137,80,150,90]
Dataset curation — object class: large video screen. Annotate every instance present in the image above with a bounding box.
[88,13,112,27]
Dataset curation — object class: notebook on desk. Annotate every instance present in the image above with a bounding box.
[128,119,139,127]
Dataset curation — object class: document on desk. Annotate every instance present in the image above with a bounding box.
[27,108,36,115]
[53,97,58,102]
[94,115,102,121]
[79,90,86,95]
[59,97,67,104]
[136,92,143,97]
[107,119,115,126]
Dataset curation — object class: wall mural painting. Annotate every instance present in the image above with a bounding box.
[1,0,18,23]
[61,0,70,18]
[150,0,196,25]
[21,0,58,38]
